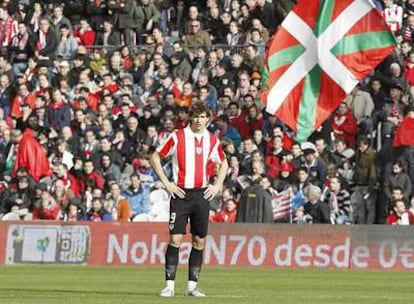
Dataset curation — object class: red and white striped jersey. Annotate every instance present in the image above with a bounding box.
[382,4,403,33]
[156,126,226,189]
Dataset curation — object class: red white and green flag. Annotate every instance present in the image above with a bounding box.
[263,0,396,142]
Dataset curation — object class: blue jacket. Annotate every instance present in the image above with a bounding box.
[86,208,113,222]
[222,125,242,149]
[122,184,150,216]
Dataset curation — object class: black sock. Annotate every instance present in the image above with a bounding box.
[165,245,179,281]
[188,247,203,282]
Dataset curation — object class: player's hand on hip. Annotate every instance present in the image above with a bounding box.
[165,182,186,199]
[204,183,221,201]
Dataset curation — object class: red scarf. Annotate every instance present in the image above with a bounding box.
[36,30,47,50]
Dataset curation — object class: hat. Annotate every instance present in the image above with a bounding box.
[59,60,70,67]
[341,148,355,159]
[301,141,316,155]
[251,71,261,80]
[390,83,403,91]
[303,149,316,156]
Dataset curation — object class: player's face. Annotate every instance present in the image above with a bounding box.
[190,113,209,133]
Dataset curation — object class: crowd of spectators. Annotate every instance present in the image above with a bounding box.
[1,0,414,226]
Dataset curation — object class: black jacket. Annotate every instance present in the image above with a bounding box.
[304,201,330,224]
[236,184,273,223]
[29,29,58,65]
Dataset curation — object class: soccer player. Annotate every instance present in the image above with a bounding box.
[150,101,228,297]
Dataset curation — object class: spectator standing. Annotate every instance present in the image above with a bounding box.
[324,176,352,224]
[352,137,378,224]
[384,160,411,206]
[50,5,72,39]
[64,0,85,25]
[85,1,108,32]
[331,102,358,148]
[12,128,52,182]
[108,0,137,46]
[344,84,375,136]
[135,0,161,44]
[382,0,403,33]
[0,6,18,51]
[378,83,405,148]
[9,22,30,75]
[95,20,121,54]
[183,19,211,51]
[30,17,57,66]
[236,176,273,223]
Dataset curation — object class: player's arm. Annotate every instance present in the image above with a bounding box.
[150,151,185,199]
[204,157,228,201]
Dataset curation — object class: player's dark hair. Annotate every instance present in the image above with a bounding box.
[188,101,211,118]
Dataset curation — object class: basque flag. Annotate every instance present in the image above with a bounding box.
[263,0,396,142]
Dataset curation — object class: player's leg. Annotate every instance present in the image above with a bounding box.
[187,192,209,297]
[186,235,206,296]
[160,197,190,297]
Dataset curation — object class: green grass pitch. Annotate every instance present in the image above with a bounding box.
[0,265,413,304]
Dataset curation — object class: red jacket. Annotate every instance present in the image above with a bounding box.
[210,209,237,223]
[13,129,52,181]
[386,213,398,225]
[33,204,60,220]
[265,153,281,179]
[393,116,414,147]
[404,62,414,86]
[80,171,105,191]
[229,113,250,139]
[73,28,96,46]
[247,117,264,136]
[10,93,36,119]
[331,110,358,148]
[60,173,81,197]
